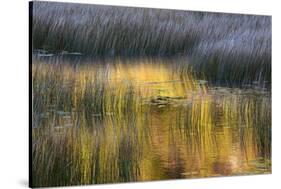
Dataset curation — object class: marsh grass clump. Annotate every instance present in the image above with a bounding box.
[31,56,271,187]
[32,93,145,187]
[168,92,272,176]
[32,2,271,57]
[32,125,141,186]
[32,1,271,86]
[31,58,145,128]
[32,2,200,55]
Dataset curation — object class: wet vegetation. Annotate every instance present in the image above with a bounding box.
[31,57,271,187]
[31,1,271,187]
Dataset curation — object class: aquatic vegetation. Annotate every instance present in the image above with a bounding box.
[30,2,271,187]
[31,58,271,187]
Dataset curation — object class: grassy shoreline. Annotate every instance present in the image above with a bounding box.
[32,1,271,85]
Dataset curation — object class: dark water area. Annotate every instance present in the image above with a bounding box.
[32,56,271,187]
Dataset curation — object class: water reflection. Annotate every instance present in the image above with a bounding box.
[32,57,271,187]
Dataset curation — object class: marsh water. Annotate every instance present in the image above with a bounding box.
[32,57,271,186]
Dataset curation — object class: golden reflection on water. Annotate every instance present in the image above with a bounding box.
[110,62,202,98]
[32,58,271,187]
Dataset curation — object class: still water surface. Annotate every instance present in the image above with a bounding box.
[32,57,271,186]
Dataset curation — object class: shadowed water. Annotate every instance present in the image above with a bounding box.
[32,57,271,187]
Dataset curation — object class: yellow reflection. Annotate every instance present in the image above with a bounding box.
[32,58,271,187]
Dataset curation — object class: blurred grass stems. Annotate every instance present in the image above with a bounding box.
[32,1,271,86]
[31,58,271,187]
